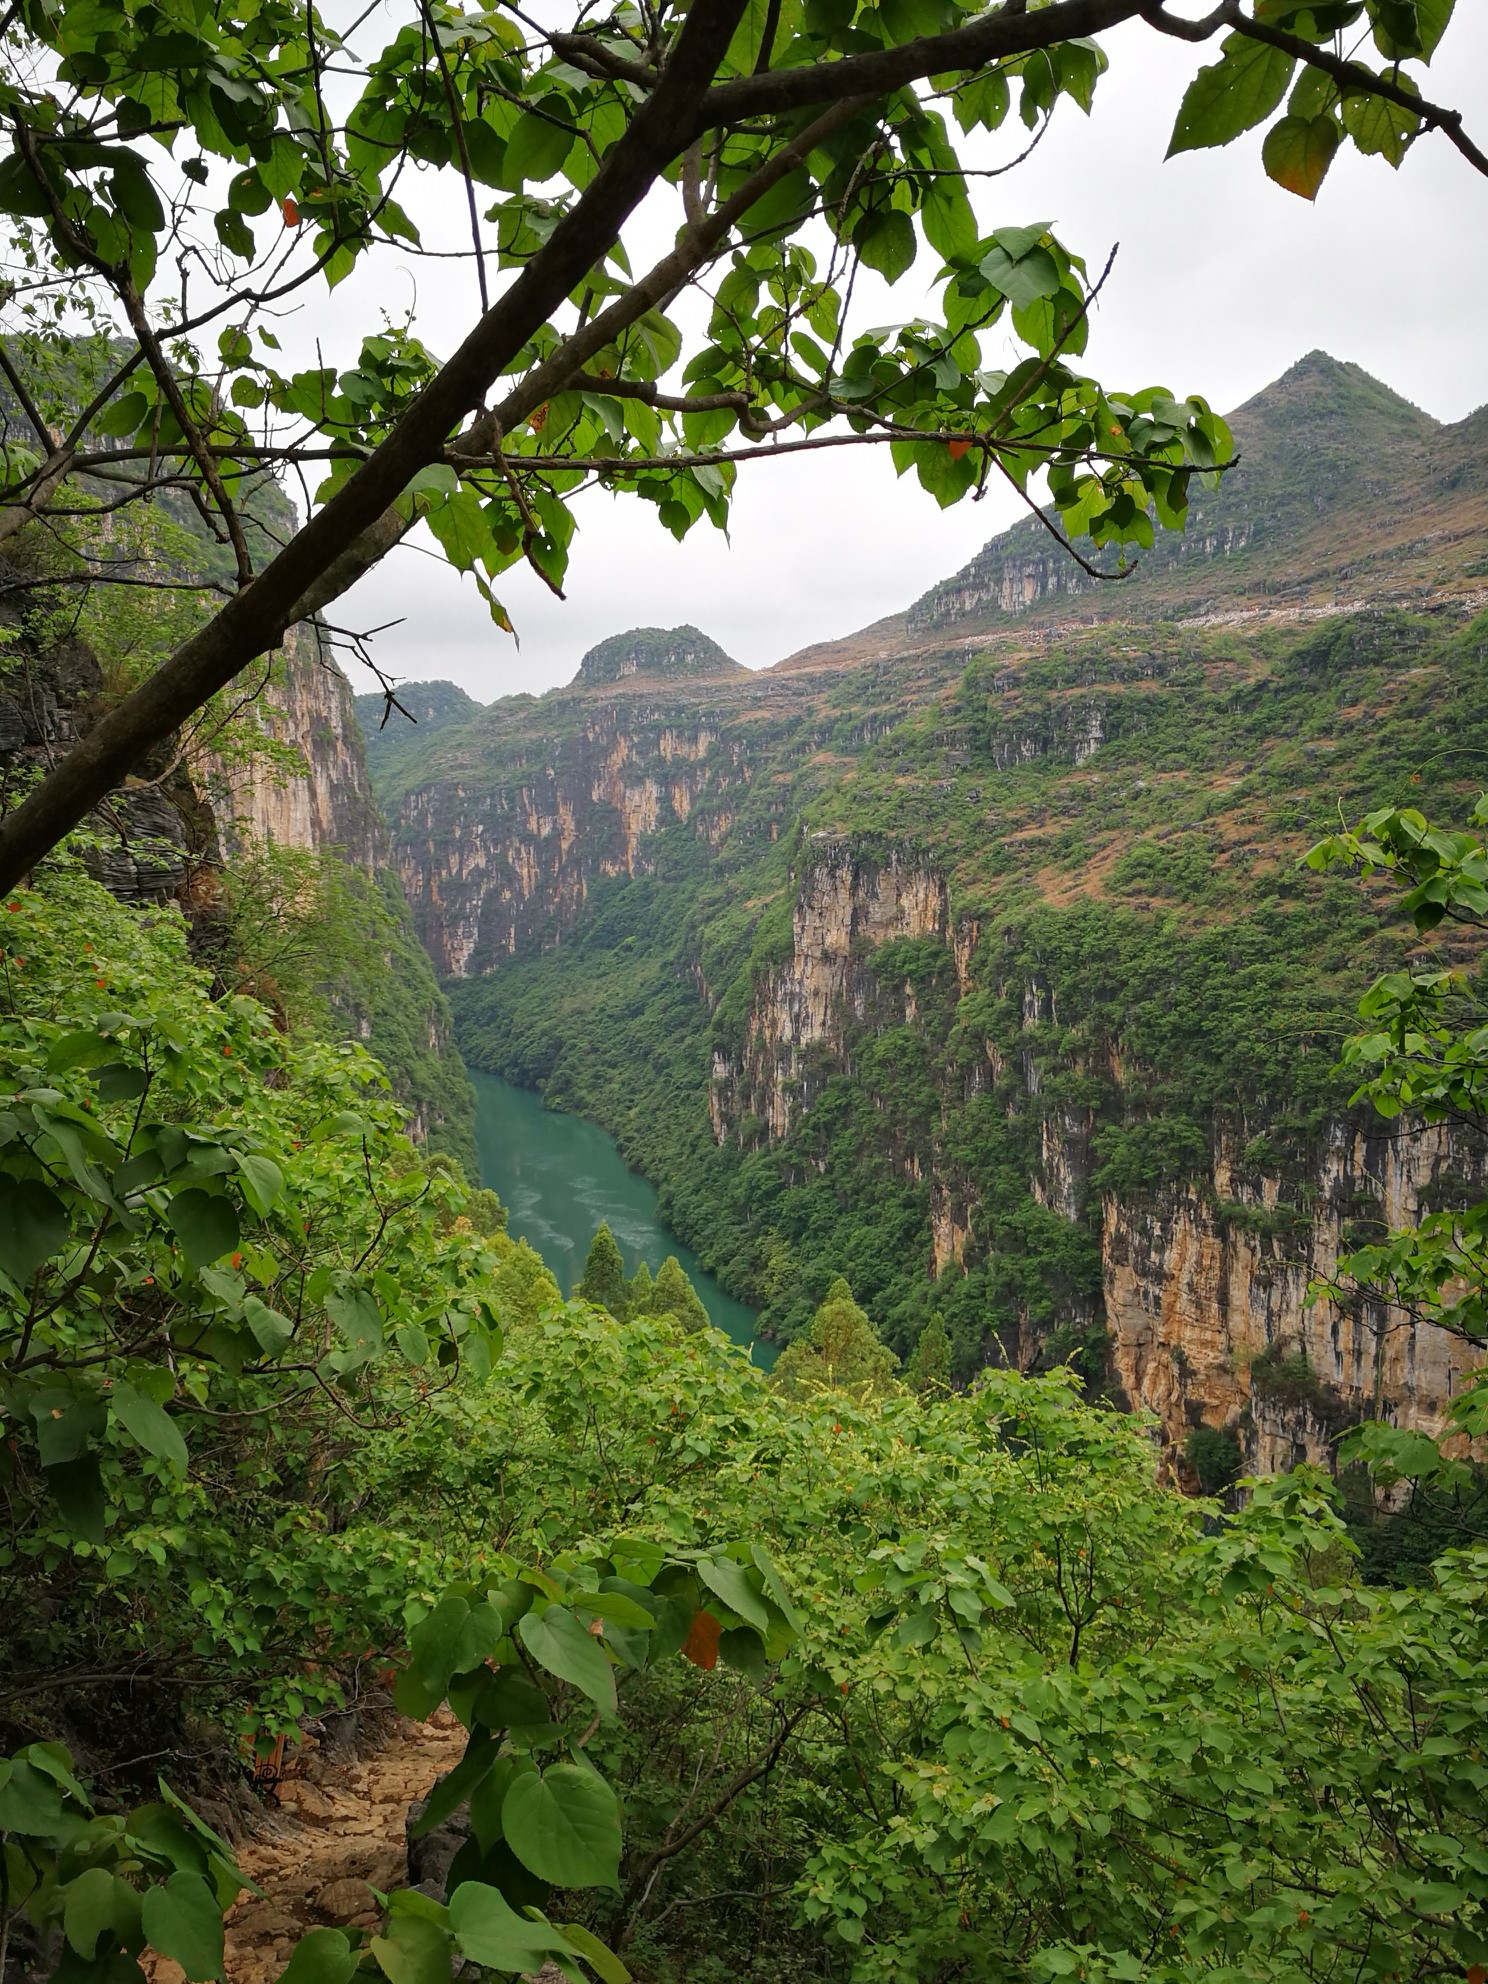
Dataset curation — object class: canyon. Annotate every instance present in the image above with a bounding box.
[359,350,1488,1474]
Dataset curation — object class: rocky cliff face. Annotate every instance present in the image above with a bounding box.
[394,701,740,974]
[383,628,817,976]
[718,840,949,1140]
[202,626,383,868]
[711,842,1480,1466]
[1101,1116,1482,1472]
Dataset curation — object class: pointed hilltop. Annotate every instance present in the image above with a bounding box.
[806,352,1488,657]
[574,625,743,687]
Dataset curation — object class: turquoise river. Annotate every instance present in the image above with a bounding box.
[471,1069,772,1367]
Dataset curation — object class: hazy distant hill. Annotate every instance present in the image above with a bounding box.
[898,351,1488,641]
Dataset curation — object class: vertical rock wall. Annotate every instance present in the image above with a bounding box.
[709,839,1479,1466]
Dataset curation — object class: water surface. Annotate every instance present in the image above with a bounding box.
[471,1068,772,1367]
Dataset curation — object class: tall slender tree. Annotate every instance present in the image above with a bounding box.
[578,1222,628,1319]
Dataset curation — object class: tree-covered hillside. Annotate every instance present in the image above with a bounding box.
[369,357,1488,1434]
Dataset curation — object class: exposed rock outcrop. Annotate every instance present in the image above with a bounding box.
[202,626,383,868]
[708,839,1480,1466]
[392,700,751,974]
[717,840,948,1140]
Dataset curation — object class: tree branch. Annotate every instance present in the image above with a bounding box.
[692,0,1143,128]
[1142,0,1488,179]
[0,0,754,892]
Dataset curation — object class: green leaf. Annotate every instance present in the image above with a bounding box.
[243,1297,294,1358]
[110,1381,189,1473]
[32,1387,106,1466]
[1413,0,1456,56]
[111,156,164,233]
[392,1662,444,1722]
[502,1764,622,1889]
[408,1737,499,1839]
[369,1913,450,1984]
[167,1188,240,1270]
[697,1556,769,1633]
[558,1922,631,1984]
[751,1544,803,1633]
[979,242,1062,312]
[410,1594,473,1691]
[140,1871,225,1981]
[47,1029,118,1073]
[447,1883,573,1972]
[474,1669,551,1734]
[1168,33,1294,154]
[502,112,574,188]
[234,1153,283,1215]
[1342,83,1419,165]
[274,1926,362,1984]
[64,1867,140,1957]
[517,1607,616,1716]
[96,1062,147,1101]
[46,1453,107,1545]
[470,1757,537,1853]
[324,1280,383,1365]
[0,1758,67,1835]
[856,208,916,283]
[395,1324,430,1366]
[0,1176,70,1283]
[1262,114,1341,199]
[215,208,255,258]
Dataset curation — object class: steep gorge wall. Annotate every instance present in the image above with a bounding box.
[711,841,1480,1467]
[393,703,749,976]
[717,839,949,1141]
[203,626,383,869]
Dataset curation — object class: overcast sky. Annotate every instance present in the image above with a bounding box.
[322,8,1488,705]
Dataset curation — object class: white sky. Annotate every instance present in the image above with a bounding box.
[323,9,1488,703]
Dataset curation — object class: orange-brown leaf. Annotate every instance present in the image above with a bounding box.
[681,1609,722,1670]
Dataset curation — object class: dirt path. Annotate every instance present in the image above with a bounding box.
[153,1713,467,1984]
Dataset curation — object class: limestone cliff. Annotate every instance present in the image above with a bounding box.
[711,841,1481,1469]
[1101,1119,1483,1473]
[201,626,383,869]
[719,839,948,1140]
[381,629,823,976]
[394,702,737,973]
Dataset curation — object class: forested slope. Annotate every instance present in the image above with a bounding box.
[367,354,1488,1471]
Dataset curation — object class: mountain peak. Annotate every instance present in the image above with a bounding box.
[574,625,741,686]
[897,351,1463,641]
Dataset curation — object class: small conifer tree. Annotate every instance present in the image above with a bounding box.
[577,1222,627,1319]
[905,1312,953,1394]
[627,1259,656,1317]
[774,1276,900,1401]
[652,1256,711,1334]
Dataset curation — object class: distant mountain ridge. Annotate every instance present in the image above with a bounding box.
[897,352,1488,642]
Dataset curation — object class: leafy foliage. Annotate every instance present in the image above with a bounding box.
[0,856,511,1738]
[0,0,1480,886]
